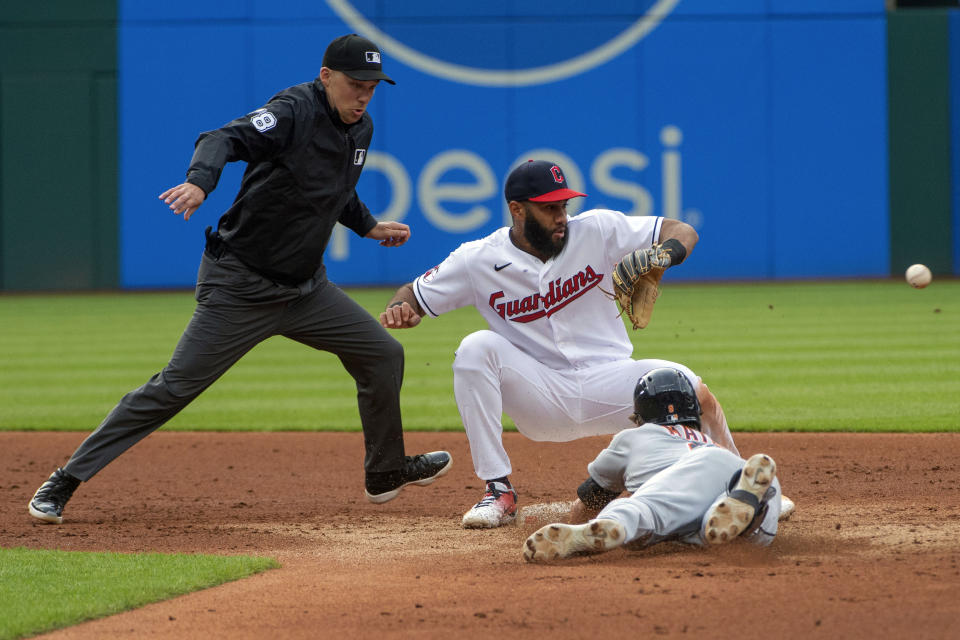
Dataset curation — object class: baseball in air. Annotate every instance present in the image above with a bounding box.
[905,264,932,289]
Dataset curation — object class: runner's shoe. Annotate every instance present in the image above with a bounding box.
[704,453,777,544]
[779,495,796,521]
[522,519,626,563]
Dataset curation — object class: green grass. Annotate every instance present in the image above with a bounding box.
[1,280,957,432]
[0,547,277,640]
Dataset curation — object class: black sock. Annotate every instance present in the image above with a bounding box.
[487,476,511,488]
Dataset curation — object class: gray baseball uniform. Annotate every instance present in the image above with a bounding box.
[587,423,781,547]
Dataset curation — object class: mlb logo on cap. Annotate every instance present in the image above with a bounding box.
[322,34,396,85]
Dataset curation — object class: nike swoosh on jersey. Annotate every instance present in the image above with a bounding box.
[494,263,512,271]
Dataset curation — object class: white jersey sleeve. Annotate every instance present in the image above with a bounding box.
[411,241,480,317]
[589,209,664,267]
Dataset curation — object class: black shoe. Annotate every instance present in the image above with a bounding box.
[365,451,452,504]
[28,468,81,524]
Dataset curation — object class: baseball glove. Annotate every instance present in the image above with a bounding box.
[609,246,670,329]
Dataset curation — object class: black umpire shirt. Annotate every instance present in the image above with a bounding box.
[185,79,379,286]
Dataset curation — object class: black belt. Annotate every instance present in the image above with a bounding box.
[204,226,227,259]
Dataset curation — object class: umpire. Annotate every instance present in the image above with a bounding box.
[28,34,451,524]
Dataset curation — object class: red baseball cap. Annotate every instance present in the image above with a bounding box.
[504,160,587,203]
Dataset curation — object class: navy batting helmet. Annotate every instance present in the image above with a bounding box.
[630,368,701,429]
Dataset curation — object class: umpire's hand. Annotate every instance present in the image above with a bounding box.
[160,183,206,220]
[366,221,410,247]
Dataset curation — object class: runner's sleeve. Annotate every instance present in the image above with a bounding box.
[577,476,622,510]
[585,430,632,494]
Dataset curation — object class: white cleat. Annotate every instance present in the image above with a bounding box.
[779,495,796,521]
[523,519,625,563]
[462,481,518,529]
[704,453,777,545]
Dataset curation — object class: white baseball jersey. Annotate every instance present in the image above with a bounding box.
[413,209,664,371]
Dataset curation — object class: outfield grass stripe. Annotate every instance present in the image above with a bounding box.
[1,282,957,431]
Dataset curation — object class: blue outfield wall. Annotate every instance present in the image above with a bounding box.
[119,0,889,288]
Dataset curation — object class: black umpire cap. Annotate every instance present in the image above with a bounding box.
[323,34,396,85]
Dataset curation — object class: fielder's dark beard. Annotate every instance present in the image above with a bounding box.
[523,212,566,258]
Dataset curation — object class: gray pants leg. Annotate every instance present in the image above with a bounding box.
[279,281,406,474]
[63,260,280,481]
[598,447,748,547]
[63,252,407,481]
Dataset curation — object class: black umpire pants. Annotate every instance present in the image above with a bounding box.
[63,250,406,481]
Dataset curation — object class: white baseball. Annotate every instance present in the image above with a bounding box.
[905,264,932,289]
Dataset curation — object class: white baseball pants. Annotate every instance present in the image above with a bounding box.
[452,329,698,480]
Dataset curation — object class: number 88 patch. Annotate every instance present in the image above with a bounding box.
[248,108,277,132]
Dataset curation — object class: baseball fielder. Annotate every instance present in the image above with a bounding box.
[381,159,742,529]
[523,367,782,563]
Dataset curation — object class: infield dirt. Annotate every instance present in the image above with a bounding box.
[2,432,959,639]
